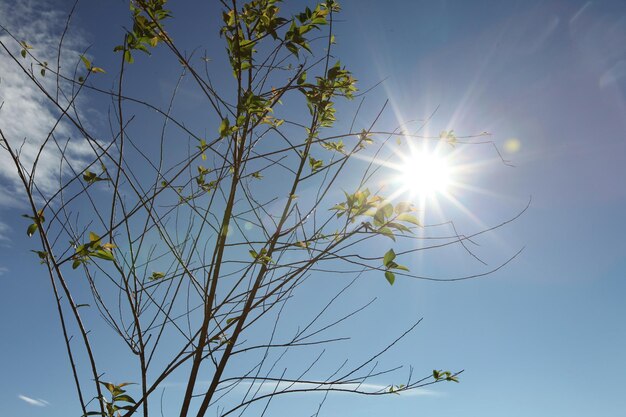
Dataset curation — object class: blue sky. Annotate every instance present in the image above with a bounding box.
[1,1,625,416]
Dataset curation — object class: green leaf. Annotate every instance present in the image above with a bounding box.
[387,222,411,233]
[31,250,48,260]
[116,405,136,411]
[219,118,230,137]
[383,249,396,267]
[99,381,116,394]
[92,249,115,261]
[395,202,414,214]
[79,54,92,70]
[26,223,38,237]
[308,156,323,172]
[83,170,101,183]
[285,41,299,56]
[150,271,166,280]
[374,204,392,225]
[72,259,82,269]
[226,316,239,325]
[382,203,393,218]
[397,213,420,226]
[297,71,307,85]
[124,49,134,63]
[89,231,100,243]
[20,49,26,58]
[378,227,395,241]
[112,394,136,404]
[385,271,395,285]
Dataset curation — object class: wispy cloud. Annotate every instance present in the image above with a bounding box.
[0,0,94,207]
[0,266,8,276]
[0,221,10,241]
[600,60,626,88]
[18,394,50,407]
[226,380,442,398]
[163,378,443,398]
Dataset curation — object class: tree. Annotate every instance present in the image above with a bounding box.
[0,1,522,416]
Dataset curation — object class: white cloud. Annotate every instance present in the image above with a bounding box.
[0,266,8,276]
[163,378,442,398]
[0,0,95,207]
[18,394,49,407]
[600,59,626,88]
[0,221,10,241]
[233,380,441,397]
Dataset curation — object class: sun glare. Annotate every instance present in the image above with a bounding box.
[399,149,452,197]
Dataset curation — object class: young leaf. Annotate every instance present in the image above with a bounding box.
[394,202,414,214]
[383,249,396,267]
[92,249,115,261]
[219,118,230,137]
[26,223,38,237]
[388,222,411,233]
[112,394,136,404]
[79,54,92,71]
[150,271,166,280]
[124,49,133,63]
[308,156,323,172]
[385,270,395,285]
[378,227,396,241]
[297,71,307,85]
[397,213,420,226]
[31,250,48,260]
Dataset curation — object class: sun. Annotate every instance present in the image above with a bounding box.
[398,147,452,197]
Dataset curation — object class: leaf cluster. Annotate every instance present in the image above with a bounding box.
[72,232,116,269]
[84,382,136,417]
